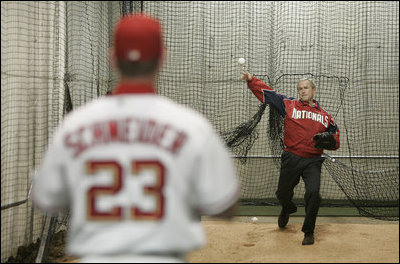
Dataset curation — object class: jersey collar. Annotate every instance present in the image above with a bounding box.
[111,82,156,95]
[300,99,320,109]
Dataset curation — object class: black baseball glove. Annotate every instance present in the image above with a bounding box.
[313,132,337,150]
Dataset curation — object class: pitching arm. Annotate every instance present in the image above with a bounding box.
[242,73,293,117]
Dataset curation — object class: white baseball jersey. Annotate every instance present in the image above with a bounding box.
[32,83,239,260]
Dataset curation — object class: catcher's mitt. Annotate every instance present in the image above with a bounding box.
[313,132,336,150]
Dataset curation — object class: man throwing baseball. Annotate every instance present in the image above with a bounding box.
[241,71,340,245]
[32,14,239,263]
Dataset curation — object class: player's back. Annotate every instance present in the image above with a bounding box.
[49,93,237,257]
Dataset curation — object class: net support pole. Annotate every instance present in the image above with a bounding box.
[35,215,57,263]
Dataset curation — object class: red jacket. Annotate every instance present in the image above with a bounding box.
[247,76,340,158]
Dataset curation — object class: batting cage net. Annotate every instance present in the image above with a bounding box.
[1,1,398,262]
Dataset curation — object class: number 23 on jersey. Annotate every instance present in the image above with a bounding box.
[85,160,165,221]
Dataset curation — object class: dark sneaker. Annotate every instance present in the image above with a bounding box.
[302,233,314,245]
[278,209,289,228]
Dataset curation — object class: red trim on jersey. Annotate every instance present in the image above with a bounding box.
[111,83,156,95]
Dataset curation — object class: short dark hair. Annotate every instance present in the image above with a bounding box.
[117,59,159,78]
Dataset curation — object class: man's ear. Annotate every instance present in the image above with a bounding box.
[312,87,317,97]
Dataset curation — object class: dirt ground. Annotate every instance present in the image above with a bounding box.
[49,216,398,263]
[186,216,399,263]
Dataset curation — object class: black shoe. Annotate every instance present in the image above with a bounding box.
[278,209,289,228]
[302,233,314,245]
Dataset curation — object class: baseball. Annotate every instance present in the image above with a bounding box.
[238,57,246,65]
[251,216,258,223]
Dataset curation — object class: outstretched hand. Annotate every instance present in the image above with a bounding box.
[241,71,253,82]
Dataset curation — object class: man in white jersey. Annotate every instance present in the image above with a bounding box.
[32,13,239,263]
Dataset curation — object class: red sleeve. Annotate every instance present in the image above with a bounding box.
[247,76,294,117]
[247,76,273,103]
